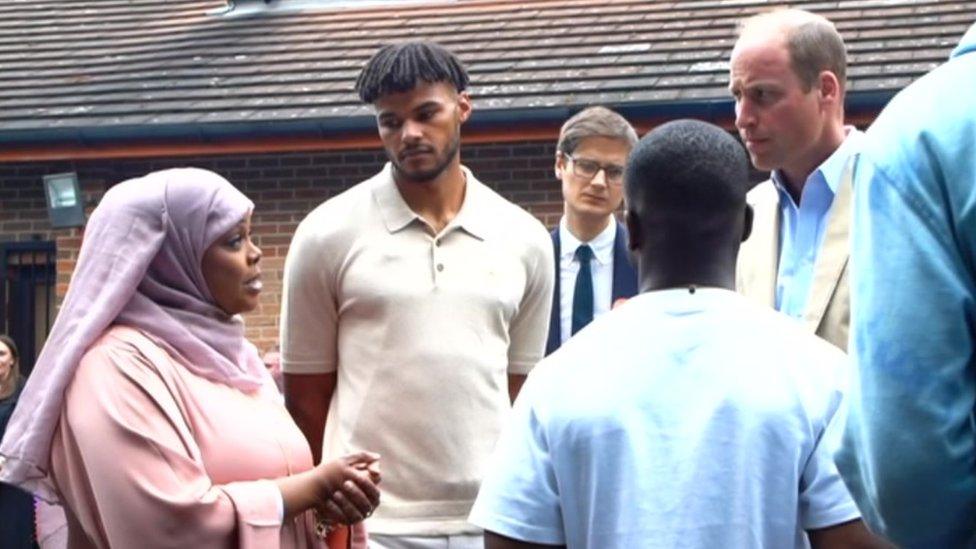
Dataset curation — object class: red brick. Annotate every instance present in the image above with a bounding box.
[1,141,563,351]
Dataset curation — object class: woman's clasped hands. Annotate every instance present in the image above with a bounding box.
[312,452,381,536]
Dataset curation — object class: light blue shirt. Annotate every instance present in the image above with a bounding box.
[837,23,976,548]
[471,289,859,548]
[772,128,862,318]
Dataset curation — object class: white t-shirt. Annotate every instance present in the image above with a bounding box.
[470,288,859,548]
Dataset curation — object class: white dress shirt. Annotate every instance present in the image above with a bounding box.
[558,216,616,344]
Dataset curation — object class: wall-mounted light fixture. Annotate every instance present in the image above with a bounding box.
[43,172,85,229]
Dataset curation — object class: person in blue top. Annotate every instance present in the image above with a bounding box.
[836,20,976,548]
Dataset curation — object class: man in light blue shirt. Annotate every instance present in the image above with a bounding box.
[836,21,976,547]
[731,9,861,350]
[771,131,860,317]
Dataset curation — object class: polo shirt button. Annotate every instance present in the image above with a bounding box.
[434,240,441,247]
[436,263,444,272]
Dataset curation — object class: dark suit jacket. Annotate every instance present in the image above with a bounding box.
[545,221,638,355]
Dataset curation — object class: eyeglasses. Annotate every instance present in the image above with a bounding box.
[563,153,625,186]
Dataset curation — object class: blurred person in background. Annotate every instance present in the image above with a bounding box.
[0,334,34,548]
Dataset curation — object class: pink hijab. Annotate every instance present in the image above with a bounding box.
[0,168,271,501]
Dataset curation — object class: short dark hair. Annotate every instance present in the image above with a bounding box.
[625,119,748,222]
[557,106,639,155]
[355,41,470,104]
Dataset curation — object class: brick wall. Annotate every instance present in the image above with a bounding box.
[0,140,564,354]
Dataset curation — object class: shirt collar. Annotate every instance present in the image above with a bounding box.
[770,126,863,202]
[628,287,739,314]
[450,168,491,240]
[559,216,616,266]
[371,163,490,240]
[818,127,863,194]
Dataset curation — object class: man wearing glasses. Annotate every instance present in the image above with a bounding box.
[545,106,639,355]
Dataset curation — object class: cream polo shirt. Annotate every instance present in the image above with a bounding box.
[280,164,554,536]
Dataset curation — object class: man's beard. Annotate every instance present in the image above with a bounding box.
[390,131,461,184]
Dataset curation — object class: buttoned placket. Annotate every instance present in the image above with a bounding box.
[431,233,445,285]
[428,220,466,286]
[778,174,832,319]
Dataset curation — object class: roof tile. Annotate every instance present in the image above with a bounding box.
[0,0,972,137]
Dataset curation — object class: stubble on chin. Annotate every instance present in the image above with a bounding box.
[391,161,446,185]
[389,134,461,185]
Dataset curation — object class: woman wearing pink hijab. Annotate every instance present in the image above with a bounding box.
[0,168,377,548]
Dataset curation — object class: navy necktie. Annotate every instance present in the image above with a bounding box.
[572,244,594,335]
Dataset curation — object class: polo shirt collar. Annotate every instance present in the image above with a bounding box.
[372,164,416,233]
[371,163,490,240]
[450,167,491,241]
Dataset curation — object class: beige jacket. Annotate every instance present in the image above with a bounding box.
[735,170,852,351]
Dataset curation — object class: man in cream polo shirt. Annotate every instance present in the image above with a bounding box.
[280,41,553,549]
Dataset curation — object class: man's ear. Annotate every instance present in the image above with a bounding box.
[818,70,842,107]
[456,91,473,124]
[554,152,566,180]
[741,203,754,243]
[626,209,642,251]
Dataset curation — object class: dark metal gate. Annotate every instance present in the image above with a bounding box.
[0,241,56,377]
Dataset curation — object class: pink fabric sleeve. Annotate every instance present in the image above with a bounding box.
[220,480,287,547]
[50,339,286,548]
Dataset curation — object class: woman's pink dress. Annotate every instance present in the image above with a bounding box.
[48,326,327,548]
